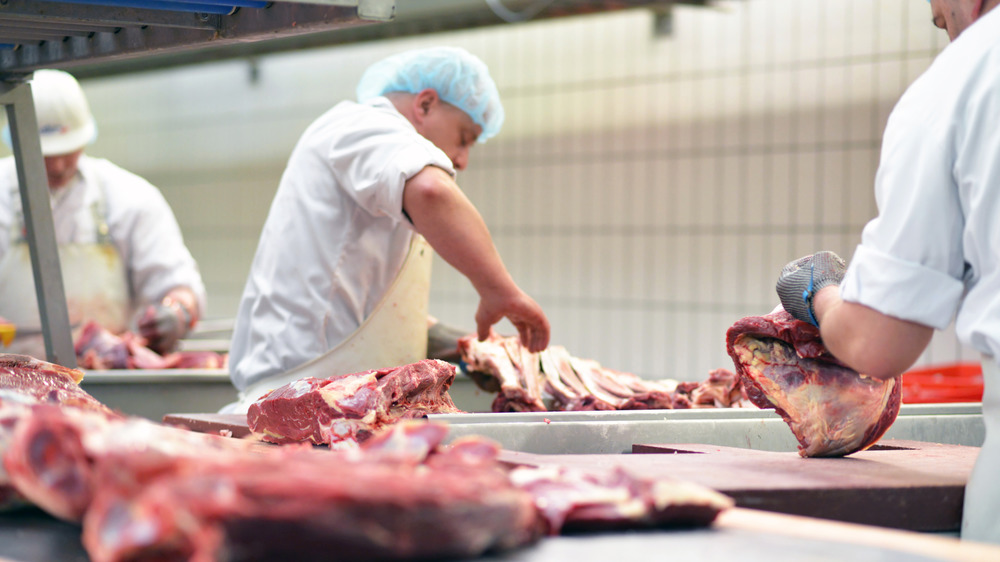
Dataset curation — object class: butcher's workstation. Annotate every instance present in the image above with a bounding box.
[4,0,1000,561]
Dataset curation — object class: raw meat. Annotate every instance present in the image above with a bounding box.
[3,404,260,521]
[7,400,732,561]
[508,464,734,533]
[459,334,749,412]
[8,411,540,562]
[0,354,117,510]
[75,321,226,370]
[0,353,113,412]
[247,359,463,447]
[726,310,901,457]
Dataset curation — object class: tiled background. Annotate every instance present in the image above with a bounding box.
[5,0,978,380]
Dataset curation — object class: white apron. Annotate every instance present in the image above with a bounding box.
[227,234,434,414]
[962,356,1000,544]
[0,182,129,358]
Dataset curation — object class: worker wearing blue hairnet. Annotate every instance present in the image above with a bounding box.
[226,47,550,412]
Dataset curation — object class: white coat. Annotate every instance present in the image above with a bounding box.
[228,97,454,392]
[839,6,1000,544]
[0,155,207,353]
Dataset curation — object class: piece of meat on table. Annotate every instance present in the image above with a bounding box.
[508,464,734,534]
[3,404,261,521]
[82,423,542,562]
[726,310,901,458]
[459,334,747,412]
[0,353,120,511]
[247,359,463,448]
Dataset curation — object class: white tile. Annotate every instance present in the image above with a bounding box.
[766,152,796,228]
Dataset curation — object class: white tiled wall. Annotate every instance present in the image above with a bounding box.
[5,0,979,379]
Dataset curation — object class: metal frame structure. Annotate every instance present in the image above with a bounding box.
[0,75,76,366]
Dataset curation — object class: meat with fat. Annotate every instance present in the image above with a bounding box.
[247,359,463,447]
[0,354,118,510]
[508,464,734,533]
[725,310,901,457]
[81,426,542,562]
[3,404,261,521]
[459,334,746,412]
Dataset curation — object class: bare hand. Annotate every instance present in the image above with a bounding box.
[475,291,550,352]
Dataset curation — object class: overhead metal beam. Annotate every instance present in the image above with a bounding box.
[0,2,386,73]
[0,0,221,30]
[64,0,680,78]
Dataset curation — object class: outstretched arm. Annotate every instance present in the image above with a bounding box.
[403,166,550,351]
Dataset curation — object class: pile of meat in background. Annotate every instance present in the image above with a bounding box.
[1,353,734,562]
[75,321,226,370]
[459,333,750,412]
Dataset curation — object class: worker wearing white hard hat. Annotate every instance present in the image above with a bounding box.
[226,46,550,412]
[0,69,206,357]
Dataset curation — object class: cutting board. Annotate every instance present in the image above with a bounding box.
[162,413,252,438]
[162,413,976,532]
[500,440,977,532]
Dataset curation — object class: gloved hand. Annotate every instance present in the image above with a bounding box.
[776,251,847,327]
[137,299,193,354]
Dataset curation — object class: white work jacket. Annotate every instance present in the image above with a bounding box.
[839,7,1000,544]
[0,155,207,326]
[228,97,454,391]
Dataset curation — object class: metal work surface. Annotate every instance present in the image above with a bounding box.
[430,403,986,453]
[1,506,996,562]
[78,371,493,420]
[79,369,236,419]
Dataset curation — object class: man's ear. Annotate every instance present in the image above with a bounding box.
[413,89,439,122]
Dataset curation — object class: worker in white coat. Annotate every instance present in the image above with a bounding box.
[0,70,206,356]
[775,0,1000,545]
[227,46,550,412]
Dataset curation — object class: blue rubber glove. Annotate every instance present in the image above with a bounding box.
[776,251,846,326]
[137,298,193,354]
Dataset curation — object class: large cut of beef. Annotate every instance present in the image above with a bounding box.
[4,404,261,521]
[459,334,749,412]
[2,360,733,561]
[247,359,463,447]
[4,406,541,562]
[75,321,226,370]
[726,310,901,457]
[0,354,118,510]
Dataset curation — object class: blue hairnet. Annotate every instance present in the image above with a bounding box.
[356,47,504,143]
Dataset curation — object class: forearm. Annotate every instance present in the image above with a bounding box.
[403,167,518,298]
[812,285,933,380]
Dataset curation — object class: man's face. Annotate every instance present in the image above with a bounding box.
[43,149,83,189]
[415,99,482,172]
[930,0,983,40]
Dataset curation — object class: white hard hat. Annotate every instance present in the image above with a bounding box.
[28,70,97,156]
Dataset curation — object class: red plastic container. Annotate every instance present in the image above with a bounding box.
[900,362,984,404]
